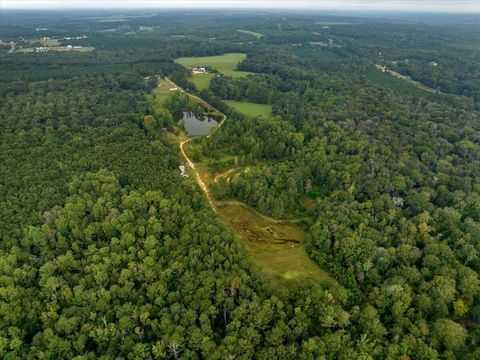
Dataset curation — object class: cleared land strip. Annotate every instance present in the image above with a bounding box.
[375,64,441,94]
[165,79,334,286]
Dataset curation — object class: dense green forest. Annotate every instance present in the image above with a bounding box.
[1,9,480,359]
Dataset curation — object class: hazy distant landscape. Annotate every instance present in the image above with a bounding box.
[1,5,480,359]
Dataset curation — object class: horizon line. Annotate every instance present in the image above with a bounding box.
[2,7,480,14]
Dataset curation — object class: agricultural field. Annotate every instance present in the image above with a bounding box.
[175,53,253,89]
[237,29,265,39]
[28,38,60,46]
[224,100,272,117]
[175,53,251,77]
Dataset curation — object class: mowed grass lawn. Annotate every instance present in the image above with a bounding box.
[189,73,215,91]
[224,100,272,117]
[175,53,253,90]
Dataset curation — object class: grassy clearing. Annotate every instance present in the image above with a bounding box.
[224,100,272,117]
[189,73,215,91]
[367,68,436,99]
[237,30,265,39]
[147,79,175,106]
[216,202,337,287]
[375,65,440,94]
[175,53,252,77]
[29,38,60,46]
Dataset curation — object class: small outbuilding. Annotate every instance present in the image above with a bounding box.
[179,165,188,178]
[192,67,208,74]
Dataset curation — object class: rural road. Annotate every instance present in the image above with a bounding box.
[167,77,225,210]
[179,138,215,210]
[213,168,238,183]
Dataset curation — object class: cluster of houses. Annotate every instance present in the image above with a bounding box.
[34,45,84,53]
[62,36,87,40]
[38,35,87,41]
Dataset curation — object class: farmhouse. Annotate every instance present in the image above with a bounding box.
[192,67,208,74]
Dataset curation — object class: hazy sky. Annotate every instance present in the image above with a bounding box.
[2,1,480,13]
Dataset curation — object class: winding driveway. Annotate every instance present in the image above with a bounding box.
[168,78,310,223]
[167,77,225,211]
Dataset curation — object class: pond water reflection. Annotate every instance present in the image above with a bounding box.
[178,111,218,136]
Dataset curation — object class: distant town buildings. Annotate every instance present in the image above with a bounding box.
[62,36,88,40]
[34,45,84,53]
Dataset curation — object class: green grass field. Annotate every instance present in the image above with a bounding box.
[175,53,253,90]
[147,79,175,106]
[237,30,265,39]
[216,202,338,287]
[224,100,272,117]
[28,38,60,46]
[175,53,251,77]
[188,73,215,91]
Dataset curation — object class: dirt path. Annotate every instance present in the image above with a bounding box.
[170,78,310,224]
[213,168,238,183]
[375,64,442,94]
[179,138,215,210]
[168,77,230,211]
[161,78,336,287]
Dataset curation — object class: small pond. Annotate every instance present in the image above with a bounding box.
[178,111,218,136]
